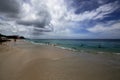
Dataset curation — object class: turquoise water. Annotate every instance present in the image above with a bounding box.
[28,39,120,53]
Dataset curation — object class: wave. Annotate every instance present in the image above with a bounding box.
[55,46,77,52]
[26,40,46,45]
[27,40,76,51]
[26,39,120,55]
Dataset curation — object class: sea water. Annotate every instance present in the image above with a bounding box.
[28,39,120,53]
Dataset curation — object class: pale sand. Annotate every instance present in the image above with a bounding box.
[0,40,120,80]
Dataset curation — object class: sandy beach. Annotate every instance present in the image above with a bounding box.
[0,40,120,80]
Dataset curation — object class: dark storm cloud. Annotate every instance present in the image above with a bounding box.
[17,20,47,28]
[31,25,53,36]
[0,0,21,18]
[32,28,50,35]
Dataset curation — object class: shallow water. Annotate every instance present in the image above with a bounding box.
[29,39,120,53]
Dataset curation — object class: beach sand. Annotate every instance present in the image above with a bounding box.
[0,40,120,80]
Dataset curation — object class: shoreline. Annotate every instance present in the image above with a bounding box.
[27,39,120,55]
[0,40,120,80]
[26,40,77,52]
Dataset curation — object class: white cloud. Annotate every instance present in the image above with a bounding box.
[87,21,120,33]
[0,0,119,38]
[66,1,119,21]
[86,20,120,38]
[38,0,119,38]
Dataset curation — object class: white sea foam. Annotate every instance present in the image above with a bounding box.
[115,53,120,55]
[26,40,46,45]
[55,46,76,51]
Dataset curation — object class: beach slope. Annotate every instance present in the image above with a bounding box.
[0,40,120,80]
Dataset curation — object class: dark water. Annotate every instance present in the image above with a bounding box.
[28,39,120,53]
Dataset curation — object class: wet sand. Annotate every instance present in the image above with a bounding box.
[0,40,120,80]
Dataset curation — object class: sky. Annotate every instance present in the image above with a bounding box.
[0,0,120,39]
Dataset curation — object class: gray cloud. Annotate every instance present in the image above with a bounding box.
[16,9,53,36]
[17,9,51,28]
[0,0,53,37]
[0,0,21,18]
[17,20,46,28]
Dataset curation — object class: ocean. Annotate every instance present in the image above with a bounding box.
[27,39,120,54]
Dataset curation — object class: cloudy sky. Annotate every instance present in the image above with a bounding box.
[0,0,120,39]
